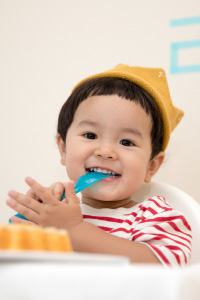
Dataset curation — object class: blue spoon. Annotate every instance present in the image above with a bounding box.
[75,171,112,193]
[9,172,112,223]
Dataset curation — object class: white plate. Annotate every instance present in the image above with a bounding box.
[0,251,130,265]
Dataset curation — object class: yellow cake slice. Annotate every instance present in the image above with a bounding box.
[0,224,72,252]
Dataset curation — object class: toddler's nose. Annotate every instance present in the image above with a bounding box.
[94,145,118,160]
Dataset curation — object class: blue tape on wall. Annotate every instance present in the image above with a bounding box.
[170,16,200,74]
[170,16,200,27]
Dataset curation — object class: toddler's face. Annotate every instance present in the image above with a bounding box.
[58,95,163,207]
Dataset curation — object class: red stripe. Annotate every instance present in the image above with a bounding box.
[98,226,113,232]
[157,196,172,208]
[99,226,141,237]
[124,212,137,217]
[99,226,141,238]
[153,225,192,245]
[166,245,187,264]
[148,198,173,211]
[83,214,133,226]
[170,249,181,265]
[132,232,191,251]
[148,244,170,265]
[135,216,146,222]
[141,215,191,230]
[136,204,157,215]
[124,219,133,226]
[83,215,123,224]
[137,206,148,212]
[138,205,171,215]
[147,207,158,215]
[168,221,192,238]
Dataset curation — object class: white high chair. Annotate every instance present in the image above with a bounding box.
[132,181,200,265]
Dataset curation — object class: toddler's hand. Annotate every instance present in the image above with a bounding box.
[6,177,83,230]
[8,181,66,224]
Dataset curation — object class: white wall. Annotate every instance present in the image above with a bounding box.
[0,0,199,223]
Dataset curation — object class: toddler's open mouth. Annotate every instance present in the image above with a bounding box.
[86,167,120,177]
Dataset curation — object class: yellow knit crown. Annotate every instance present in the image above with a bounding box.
[72,64,184,150]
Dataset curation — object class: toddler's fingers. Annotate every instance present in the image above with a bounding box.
[6,197,39,223]
[25,177,56,204]
[7,190,41,212]
[50,182,65,201]
[26,188,41,201]
[64,181,80,205]
[10,215,36,226]
[26,188,37,199]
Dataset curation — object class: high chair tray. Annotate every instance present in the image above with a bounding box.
[0,251,129,265]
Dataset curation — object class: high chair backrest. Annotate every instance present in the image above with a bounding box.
[132,181,200,265]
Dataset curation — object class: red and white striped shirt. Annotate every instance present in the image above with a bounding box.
[81,196,192,267]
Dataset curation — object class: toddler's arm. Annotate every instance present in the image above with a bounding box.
[6,177,160,264]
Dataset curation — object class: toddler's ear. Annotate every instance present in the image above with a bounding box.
[144,152,165,183]
[57,134,67,166]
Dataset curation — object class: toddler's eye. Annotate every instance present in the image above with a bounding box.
[120,139,134,147]
[84,133,97,139]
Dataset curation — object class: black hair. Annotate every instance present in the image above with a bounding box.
[57,77,164,160]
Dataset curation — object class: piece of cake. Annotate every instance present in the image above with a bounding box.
[0,224,72,252]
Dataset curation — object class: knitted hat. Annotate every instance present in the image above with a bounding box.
[72,64,184,150]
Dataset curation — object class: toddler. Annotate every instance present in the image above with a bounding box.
[7,64,192,266]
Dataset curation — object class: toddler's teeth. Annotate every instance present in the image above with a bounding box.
[88,167,119,176]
